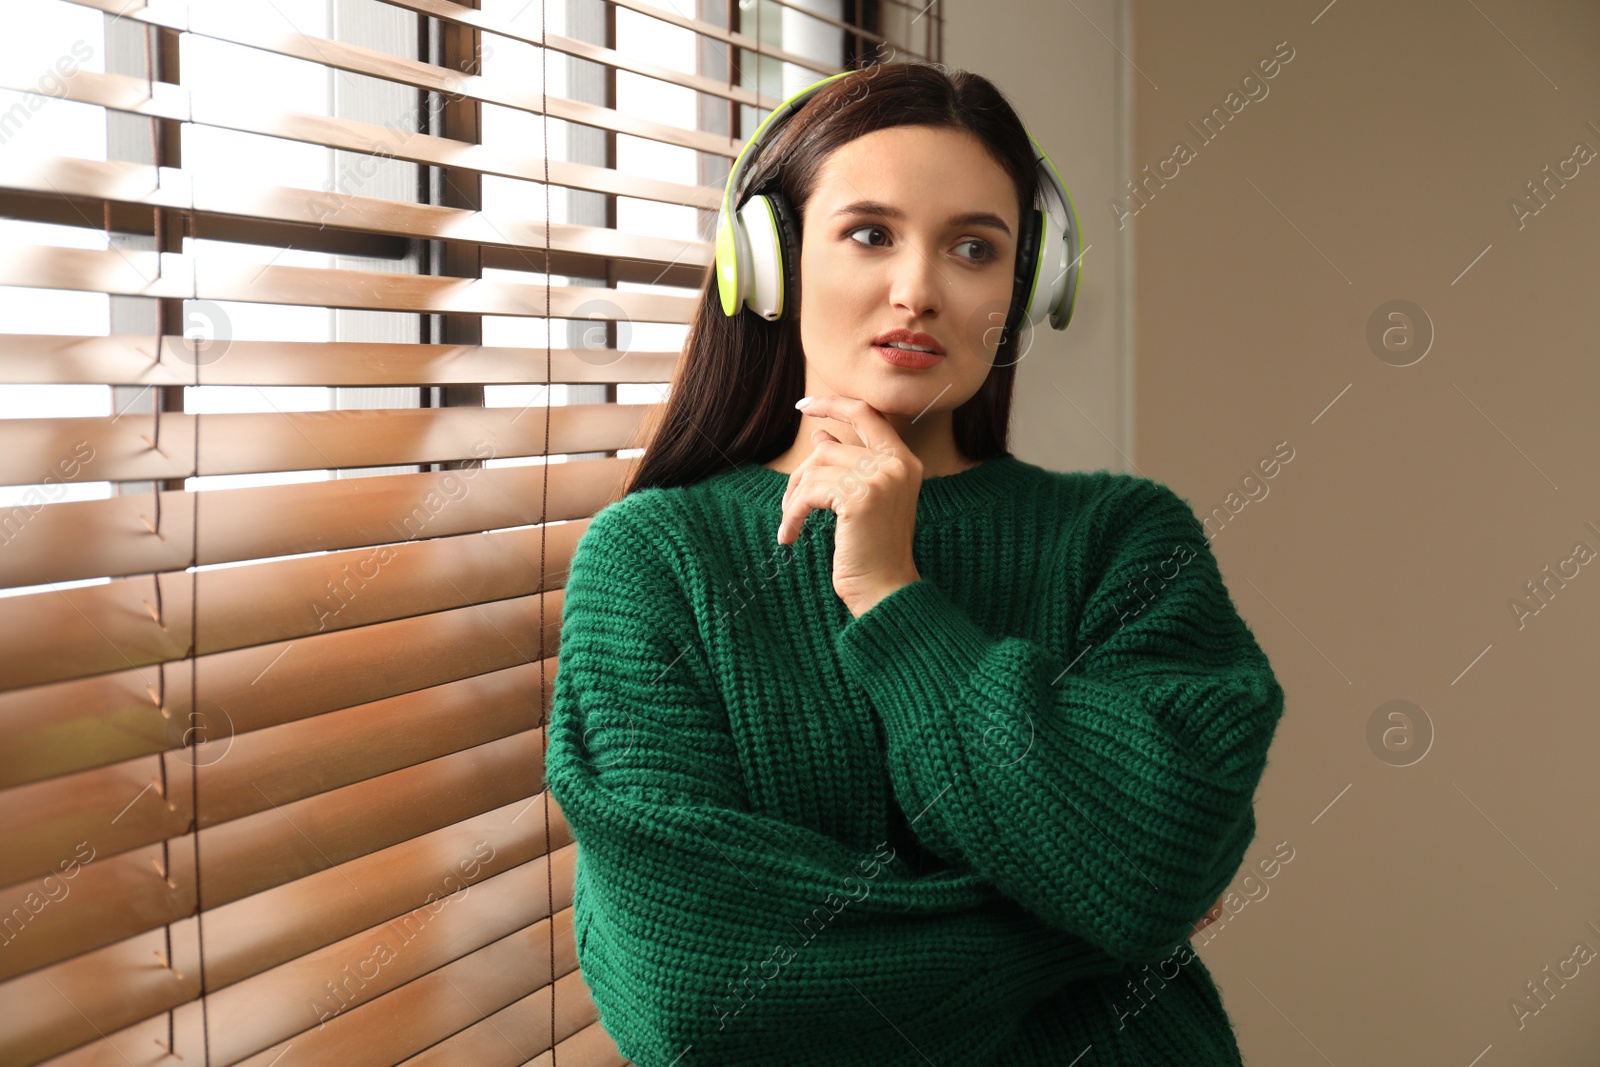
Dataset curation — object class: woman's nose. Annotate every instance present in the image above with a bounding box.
[887,246,945,317]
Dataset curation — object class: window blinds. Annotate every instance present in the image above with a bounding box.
[0,0,940,1063]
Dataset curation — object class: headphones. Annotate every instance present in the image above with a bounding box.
[713,67,1083,344]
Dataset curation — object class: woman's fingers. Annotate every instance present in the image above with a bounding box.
[777,471,818,545]
[777,434,850,543]
[795,394,902,458]
[1189,895,1227,937]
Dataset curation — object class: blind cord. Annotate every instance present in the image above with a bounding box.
[186,186,213,1067]
[539,3,558,1061]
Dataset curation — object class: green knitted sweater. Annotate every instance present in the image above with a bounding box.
[545,454,1286,1066]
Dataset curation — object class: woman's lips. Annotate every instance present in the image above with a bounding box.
[873,344,945,369]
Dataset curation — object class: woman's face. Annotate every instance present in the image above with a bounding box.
[796,124,1021,424]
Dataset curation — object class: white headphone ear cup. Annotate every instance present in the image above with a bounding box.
[735,194,786,320]
[1029,198,1066,332]
[1033,157,1080,332]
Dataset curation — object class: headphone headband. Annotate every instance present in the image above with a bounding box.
[714,71,855,317]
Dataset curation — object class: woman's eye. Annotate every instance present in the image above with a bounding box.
[845,224,888,247]
[844,226,996,263]
[956,239,996,262]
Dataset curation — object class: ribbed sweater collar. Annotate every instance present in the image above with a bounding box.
[708,453,1042,526]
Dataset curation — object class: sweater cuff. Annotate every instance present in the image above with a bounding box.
[835,578,992,742]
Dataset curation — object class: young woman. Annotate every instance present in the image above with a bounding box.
[545,60,1284,1066]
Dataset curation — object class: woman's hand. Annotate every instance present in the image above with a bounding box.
[1189,894,1227,939]
[776,395,923,618]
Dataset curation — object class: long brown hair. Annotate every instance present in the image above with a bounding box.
[617,60,1043,499]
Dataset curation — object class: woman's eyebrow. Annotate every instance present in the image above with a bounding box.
[829,199,1012,238]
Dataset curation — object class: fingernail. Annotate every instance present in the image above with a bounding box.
[795,396,813,410]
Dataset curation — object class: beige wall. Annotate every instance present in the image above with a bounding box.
[945,0,1136,470]
[947,1,1600,1064]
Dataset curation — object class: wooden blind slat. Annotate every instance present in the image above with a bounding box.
[1,523,576,681]
[0,156,716,270]
[518,1019,632,1067]
[224,905,582,1067]
[0,65,720,210]
[202,874,577,1067]
[376,0,779,110]
[0,401,652,488]
[5,925,202,1067]
[0,335,680,388]
[1,456,631,591]
[0,245,699,319]
[4,619,564,786]
[0,722,564,904]
[25,909,604,1067]
[0,523,571,678]
[605,0,840,77]
[0,788,570,986]
[0,636,560,791]
[392,968,608,1067]
[61,0,744,158]
[0,666,565,892]
[6,851,577,1066]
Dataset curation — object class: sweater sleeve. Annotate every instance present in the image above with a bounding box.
[833,477,1287,963]
[544,502,1126,1067]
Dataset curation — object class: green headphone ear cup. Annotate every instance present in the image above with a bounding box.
[714,204,742,317]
